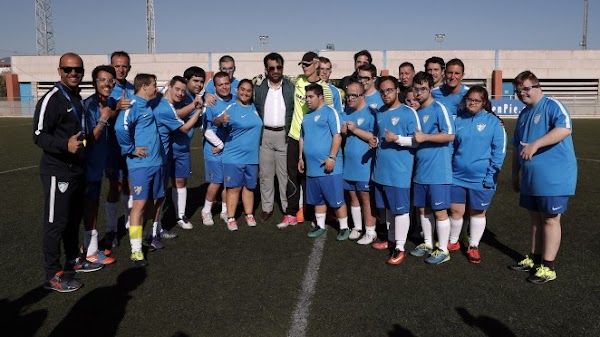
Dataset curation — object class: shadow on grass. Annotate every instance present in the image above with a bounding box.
[48,268,147,337]
[0,286,49,337]
[387,324,416,337]
[456,307,516,337]
[481,228,524,262]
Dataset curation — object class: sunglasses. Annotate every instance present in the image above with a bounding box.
[60,66,84,74]
[301,62,314,68]
[346,93,364,99]
[268,65,283,72]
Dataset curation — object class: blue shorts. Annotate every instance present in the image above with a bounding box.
[344,179,371,192]
[374,184,410,215]
[223,163,259,189]
[205,160,223,184]
[306,174,345,207]
[413,183,451,210]
[85,180,102,201]
[171,151,192,179]
[105,151,128,181]
[451,185,496,211]
[129,166,165,200]
[519,195,569,214]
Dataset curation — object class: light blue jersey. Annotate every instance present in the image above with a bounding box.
[512,96,577,196]
[222,103,263,165]
[329,84,344,115]
[414,100,455,185]
[171,91,198,144]
[106,81,135,155]
[301,104,343,177]
[372,105,420,188]
[202,95,234,162]
[84,95,110,182]
[342,105,375,182]
[365,91,384,111]
[115,95,164,169]
[204,77,240,98]
[453,110,507,190]
[432,84,469,117]
[153,97,186,159]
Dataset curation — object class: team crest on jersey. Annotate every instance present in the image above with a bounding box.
[423,115,430,124]
[58,182,69,193]
[533,114,541,124]
[314,115,321,122]
[134,186,142,195]
[476,123,486,132]
[225,176,231,183]
[357,118,364,126]
[369,103,377,109]
[391,117,400,126]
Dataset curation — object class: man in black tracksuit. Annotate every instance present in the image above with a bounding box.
[33,53,102,293]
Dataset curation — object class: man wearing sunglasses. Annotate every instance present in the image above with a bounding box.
[204,55,240,105]
[34,53,104,292]
[253,53,294,223]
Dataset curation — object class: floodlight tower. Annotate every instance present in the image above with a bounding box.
[35,0,55,55]
[146,0,156,53]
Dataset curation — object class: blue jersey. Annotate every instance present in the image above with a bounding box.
[365,92,384,111]
[115,95,164,169]
[106,81,135,155]
[172,90,199,142]
[372,105,420,188]
[84,95,110,182]
[342,106,375,182]
[204,77,240,98]
[300,104,343,177]
[329,84,344,115]
[202,96,234,162]
[512,96,577,196]
[222,103,263,165]
[453,110,507,190]
[414,101,455,185]
[153,97,187,160]
[432,84,469,117]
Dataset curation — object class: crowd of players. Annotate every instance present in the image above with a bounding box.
[33,49,577,293]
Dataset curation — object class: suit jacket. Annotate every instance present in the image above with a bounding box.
[254,78,294,138]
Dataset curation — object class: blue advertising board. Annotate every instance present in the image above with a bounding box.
[491,99,525,116]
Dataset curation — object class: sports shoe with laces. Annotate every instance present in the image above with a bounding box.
[177,216,193,229]
[510,255,534,272]
[410,243,433,257]
[86,250,115,265]
[527,265,557,284]
[387,248,406,265]
[68,257,104,273]
[150,236,164,251]
[245,214,257,227]
[227,218,238,231]
[307,226,327,238]
[447,241,461,251]
[201,211,214,226]
[372,241,389,250]
[160,229,178,239]
[44,271,82,293]
[336,228,351,241]
[277,215,298,229]
[467,247,481,264]
[349,228,362,240]
[357,232,376,245]
[131,251,148,267]
[425,249,450,265]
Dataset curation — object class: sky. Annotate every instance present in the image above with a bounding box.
[0,0,598,59]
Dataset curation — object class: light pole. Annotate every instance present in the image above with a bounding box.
[435,33,445,50]
[259,35,269,52]
[580,0,588,50]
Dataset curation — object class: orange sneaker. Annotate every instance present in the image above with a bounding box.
[372,241,389,250]
[467,247,481,264]
[86,250,115,265]
[387,249,406,265]
[296,207,304,223]
[447,241,461,251]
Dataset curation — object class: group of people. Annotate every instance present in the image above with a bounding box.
[33,49,577,293]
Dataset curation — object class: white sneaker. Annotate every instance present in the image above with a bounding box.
[246,214,257,227]
[227,218,238,231]
[220,212,228,223]
[357,232,376,245]
[201,211,214,226]
[177,216,193,229]
[349,228,362,240]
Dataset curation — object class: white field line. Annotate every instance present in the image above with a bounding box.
[0,165,38,174]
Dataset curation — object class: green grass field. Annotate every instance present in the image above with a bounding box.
[0,118,599,337]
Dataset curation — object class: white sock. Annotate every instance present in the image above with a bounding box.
[221,202,227,215]
[124,195,133,229]
[84,230,92,253]
[436,218,451,252]
[105,202,118,232]
[89,229,99,256]
[176,187,187,219]
[350,206,362,231]
[152,221,159,237]
[202,199,213,213]
[469,216,487,247]
[386,210,395,242]
[130,238,142,253]
[449,217,464,244]
[315,213,326,229]
[339,216,349,230]
[394,213,410,251]
[366,226,376,235]
[421,213,435,247]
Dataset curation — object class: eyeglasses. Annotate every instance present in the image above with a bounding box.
[319,67,331,72]
[466,98,483,104]
[60,66,84,74]
[346,93,364,100]
[220,66,236,73]
[301,62,314,68]
[378,88,396,96]
[514,85,540,95]
[358,76,372,82]
[267,65,283,72]
[411,86,430,93]
[95,77,116,84]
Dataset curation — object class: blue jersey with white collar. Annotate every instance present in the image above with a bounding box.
[342,105,375,182]
[222,103,263,164]
[453,110,507,190]
[84,95,110,182]
[203,96,234,161]
[365,91,384,111]
[432,84,469,117]
[300,104,343,177]
[153,97,187,159]
[512,96,577,196]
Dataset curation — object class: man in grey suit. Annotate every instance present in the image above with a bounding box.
[254,52,294,222]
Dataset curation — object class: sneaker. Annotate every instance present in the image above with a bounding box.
[296,207,305,223]
[410,243,433,257]
[349,228,362,240]
[68,258,103,273]
[160,229,178,239]
[307,227,327,238]
[86,250,115,265]
[150,237,164,251]
[220,212,228,224]
[177,216,193,229]
[201,211,214,226]
[467,247,481,264]
[245,214,257,227]
[227,218,238,231]
[105,231,119,248]
[447,241,461,251]
[527,265,557,284]
[372,241,389,250]
[336,228,351,241]
[425,249,450,265]
[276,215,298,229]
[510,255,534,272]
[387,249,406,265]
[357,232,376,245]
[44,271,82,293]
[130,251,149,267]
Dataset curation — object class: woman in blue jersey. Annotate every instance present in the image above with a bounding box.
[214,79,263,231]
[449,86,506,263]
